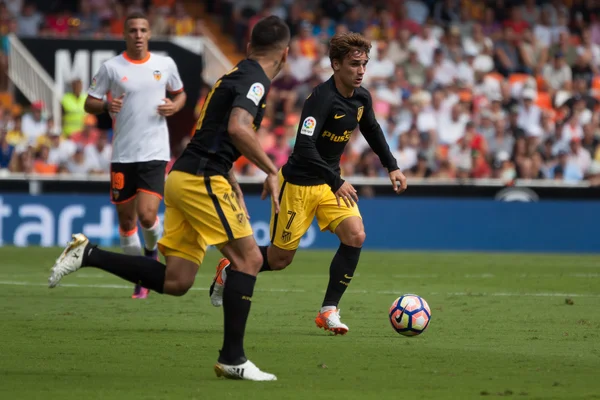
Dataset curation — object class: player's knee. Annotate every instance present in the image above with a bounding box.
[344,228,366,248]
[168,277,194,296]
[269,252,294,270]
[118,215,137,233]
[138,209,158,229]
[246,247,264,273]
[230,246,263,275]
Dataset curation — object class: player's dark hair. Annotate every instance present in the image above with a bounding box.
[249,16,291,53]
[124,12,149,29]
[329,32,371,66]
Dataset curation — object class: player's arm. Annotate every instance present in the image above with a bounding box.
[85,64,111,115]
[359,94,407,193]
[293,93,345,192]
[228,107,277,176]
[228,107,281,212]
[158,58,187,116]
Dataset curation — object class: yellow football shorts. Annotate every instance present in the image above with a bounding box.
[158,171,253,265]
[270,170,362,251]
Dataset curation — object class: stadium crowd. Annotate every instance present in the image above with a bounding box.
[2,0,600,183]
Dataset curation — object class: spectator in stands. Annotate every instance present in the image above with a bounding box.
[543,52,572,92]
[45,8,71,37]
[32,142,57,174]
[363,42,396,88]
[409,23,438,67]
[76,1,100,36]
[46,131,76,166]
[266,63,299,121]
[5,114,24,146]
[402,47,426,88]
[9,144,32,173]
[84,129,111,173]
[549,148,584,181]
[17,2,43,37]
[0,128,13,170]
[438,103,468,145]
[21,101,47,143]
[70,114,100,146]
[266,126,290,169]
[61,79,87,138]
[170,2,194,36]
[64,146,95,174]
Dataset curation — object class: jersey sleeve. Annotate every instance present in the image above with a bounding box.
[167,58,184,94]
[358,91,399,172]
[231,72,269,118]
[88,63,111,100]
[293,91,345,192]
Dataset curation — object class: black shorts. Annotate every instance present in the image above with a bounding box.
[110,161,167,204]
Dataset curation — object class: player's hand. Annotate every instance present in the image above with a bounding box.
[261,173,280,214]
[157,98,177,116]
[389,169,408,194]
[109,94,125,113]
[335,181,358,208]
[233,187,250,220]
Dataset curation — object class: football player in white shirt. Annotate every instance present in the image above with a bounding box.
[84,12,187,299]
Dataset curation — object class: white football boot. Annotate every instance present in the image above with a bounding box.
[214,360,277,381]
[315,308,349,335]
[48,233,89,288]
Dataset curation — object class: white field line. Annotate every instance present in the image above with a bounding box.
[0,280,598,298]
[2,272,598,279]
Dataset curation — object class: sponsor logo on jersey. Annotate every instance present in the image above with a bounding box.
[300,116,317,136]
[246,82,265,106]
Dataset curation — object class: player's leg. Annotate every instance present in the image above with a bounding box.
[213,235,276,381]
[111,163,146,298]
[313,190,364,335]
[164,172,274,381]
[210,174,316,306]
[48,234,200,296]
[49,171,205,296]
[136,161,168,260]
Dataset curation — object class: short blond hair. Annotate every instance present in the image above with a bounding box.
[329,32,371,66]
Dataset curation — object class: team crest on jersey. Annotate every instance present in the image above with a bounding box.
[90,77,97,90]
[153,70,162,81]
[357,106,364,122]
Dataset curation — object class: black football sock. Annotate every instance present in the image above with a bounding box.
[322,243,361,308]
[218,269,256,365]
[83,243,166,293]
[259,245,272,272]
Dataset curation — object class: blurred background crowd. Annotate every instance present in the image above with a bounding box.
[3,0,600,184]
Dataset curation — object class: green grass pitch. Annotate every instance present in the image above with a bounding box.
[1,247,599,399]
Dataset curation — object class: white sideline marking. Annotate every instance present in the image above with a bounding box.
[0,280,598,298]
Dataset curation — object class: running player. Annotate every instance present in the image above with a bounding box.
[85,12,186,299]
[48,15,290,380]
[210,32,408,335]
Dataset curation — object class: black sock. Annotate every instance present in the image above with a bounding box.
[322,243,361,308]
[259,246,272,272]
[219,269,256,365]
[83,243,166,293]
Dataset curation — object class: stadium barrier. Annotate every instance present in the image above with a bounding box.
[1,175,598,253]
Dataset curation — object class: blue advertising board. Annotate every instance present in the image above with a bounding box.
[0,194,599,253]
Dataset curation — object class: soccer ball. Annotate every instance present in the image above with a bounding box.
[389,294,431,336]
